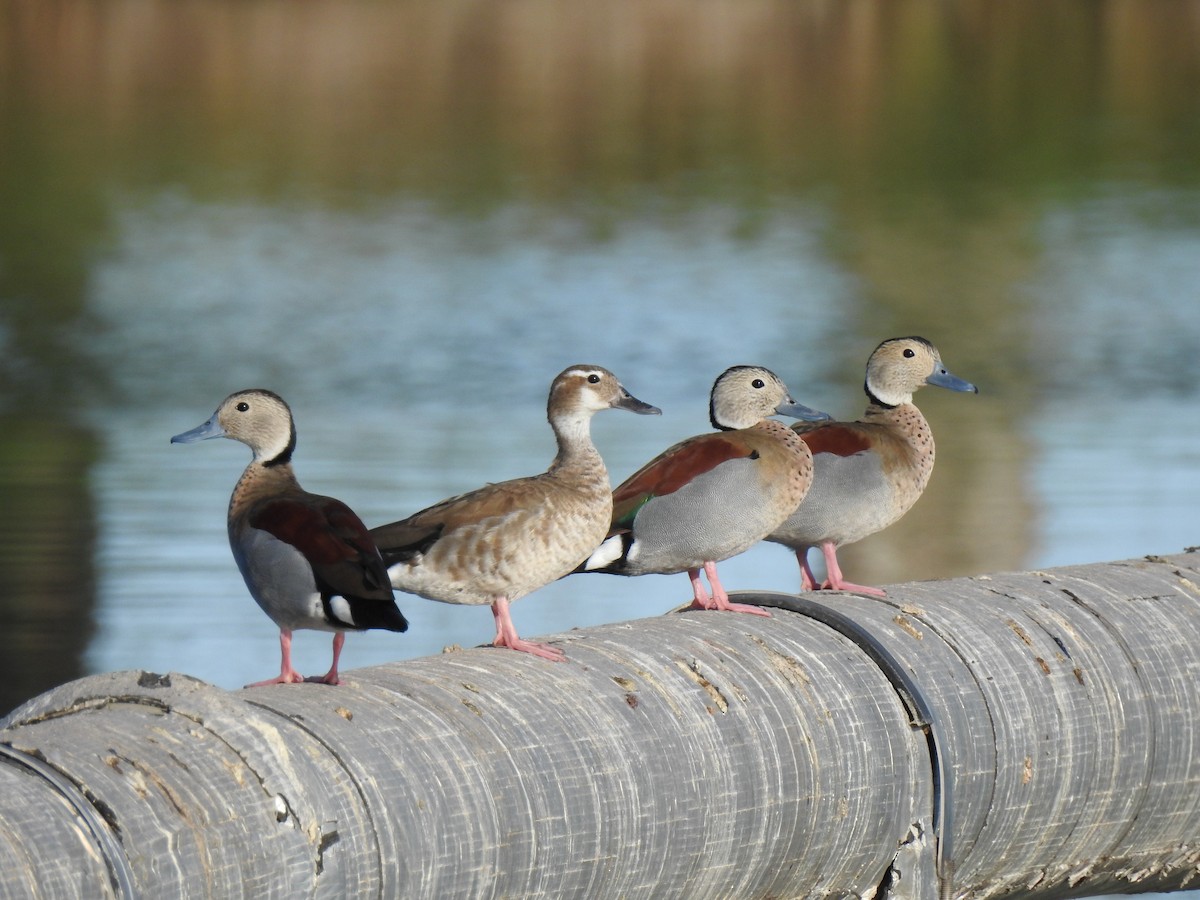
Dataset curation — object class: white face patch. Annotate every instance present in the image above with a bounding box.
[255,428,293,464]
[869,384,916,407]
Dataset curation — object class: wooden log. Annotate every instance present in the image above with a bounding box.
[2,552,1199,899]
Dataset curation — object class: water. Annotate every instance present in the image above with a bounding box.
[66,189,1200,691]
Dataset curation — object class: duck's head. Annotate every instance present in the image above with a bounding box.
[548,365,660,421]
[171,388,296,466]
[708,365,829,431]
[864,337,978,407]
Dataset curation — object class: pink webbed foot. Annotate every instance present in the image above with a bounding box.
[246,630,309,687]
[245,628,341,688]
[687,563,772,617]
[819,577,887,597]
[305,632,346,685]
[491,598,565,662]
[246,669,306,688]
[309,672,342,684]
[818,543,887,597]
[494,634,566,662]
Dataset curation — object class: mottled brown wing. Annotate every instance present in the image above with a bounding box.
[370,476,548,562]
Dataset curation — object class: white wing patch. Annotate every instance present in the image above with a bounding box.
[584,534,626,571]
[327,596,356,628]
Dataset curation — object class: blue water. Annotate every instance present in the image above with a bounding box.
[73,190,1200,691]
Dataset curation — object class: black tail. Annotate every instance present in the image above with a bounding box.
[325,595,409,633]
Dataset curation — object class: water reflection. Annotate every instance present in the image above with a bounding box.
[0,419,98,714]
[0,0,1198,720]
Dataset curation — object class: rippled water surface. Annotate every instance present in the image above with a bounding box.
[73,192,1200,691]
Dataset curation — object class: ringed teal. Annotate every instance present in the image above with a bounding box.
[766,336,978,596]
[171,389,408,687]
[580,366,829,616]
[369,365,659,662]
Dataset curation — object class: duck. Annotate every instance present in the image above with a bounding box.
[368,365,659,662]
[765,336,978,596]
[171,389,408,687]
[579,366,830,616]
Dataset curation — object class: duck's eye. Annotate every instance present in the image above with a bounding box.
[587,373,601,384]
[903,348,915,358]
[236,402,250,412]
[752,378,765,389]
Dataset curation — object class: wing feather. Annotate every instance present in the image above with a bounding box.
[611,433,755,528]
[251,497,393,600]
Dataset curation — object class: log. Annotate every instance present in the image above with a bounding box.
[2,552,1199,899]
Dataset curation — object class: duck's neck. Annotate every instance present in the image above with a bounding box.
[549,412,605,476]
[861,399,935,460]
[865,383,915,409]
[230,459,300,514]
[862,397,923,424]
[861,399,935,491]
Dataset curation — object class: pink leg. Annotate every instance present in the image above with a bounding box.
[491,597,565,662]
[687,568,713,610]
[820,542,886,596]
[687,562,771,617]
[246,629,307,688]
[796,548,819,592]
[310,632,345,685]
